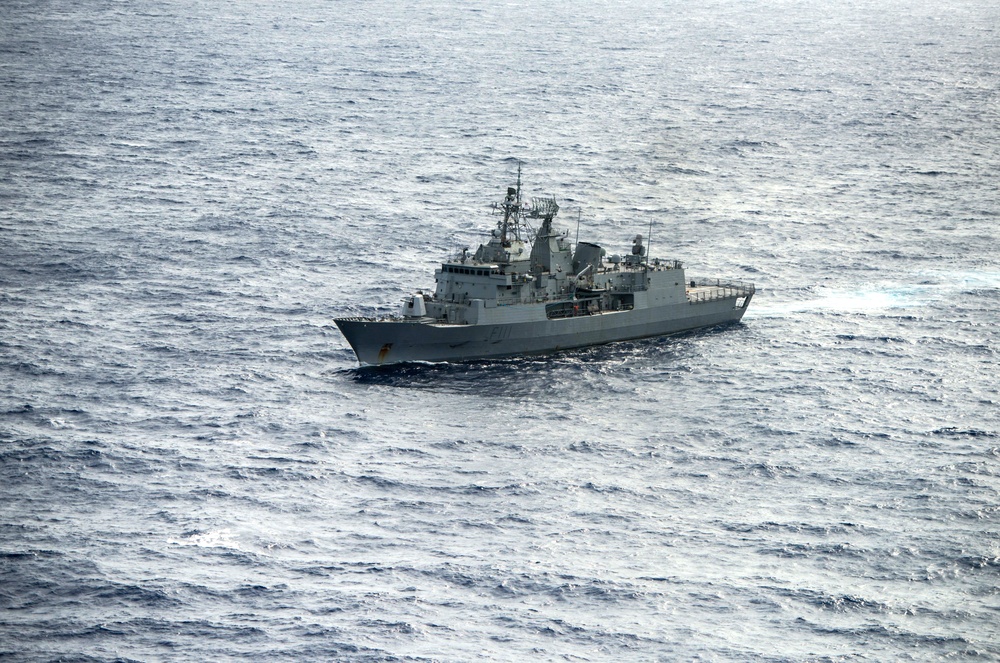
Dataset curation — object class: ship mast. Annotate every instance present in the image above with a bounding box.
[494,163,524,246]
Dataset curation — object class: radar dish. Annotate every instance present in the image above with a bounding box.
[529,196,559,219]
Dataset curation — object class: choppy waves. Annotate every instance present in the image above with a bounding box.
[3,0,999,660]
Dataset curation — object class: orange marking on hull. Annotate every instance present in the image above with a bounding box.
[377,343,392,364]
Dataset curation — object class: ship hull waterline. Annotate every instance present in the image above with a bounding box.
[336,294,752,366]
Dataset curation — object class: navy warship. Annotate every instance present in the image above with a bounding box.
[335,169,755,366]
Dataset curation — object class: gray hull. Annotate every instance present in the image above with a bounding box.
[336,294,751,366]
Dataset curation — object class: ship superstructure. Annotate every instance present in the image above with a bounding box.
[335,169,754,366]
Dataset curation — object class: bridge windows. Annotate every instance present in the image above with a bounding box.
[441,264,498,277]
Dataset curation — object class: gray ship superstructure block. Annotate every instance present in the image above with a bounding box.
[336,168,754,365]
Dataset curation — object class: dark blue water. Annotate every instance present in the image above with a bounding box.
[2,0,998,660]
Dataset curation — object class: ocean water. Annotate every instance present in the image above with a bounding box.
[2,0,998,660]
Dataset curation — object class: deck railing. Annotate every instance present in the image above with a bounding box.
[687,279,756,304]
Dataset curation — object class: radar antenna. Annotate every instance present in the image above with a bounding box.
[528,196,559,220]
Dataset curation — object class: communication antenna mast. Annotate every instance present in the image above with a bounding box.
[646,215,655,267]
[493,162,524,245]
